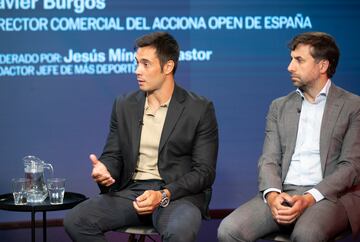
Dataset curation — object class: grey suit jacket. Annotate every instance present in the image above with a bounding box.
[98,84,219,215]
[258,83,360,236]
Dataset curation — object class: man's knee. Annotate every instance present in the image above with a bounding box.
[218,218,234,241]
[162,226,198,242]
[64,206,87,235]
[218,216,248,242]
[64,204,100,237]
[291,223,328,242]
[160,205,202,242]
[63,207,79,237]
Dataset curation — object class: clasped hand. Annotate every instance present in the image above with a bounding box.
[133,190,163,215]
[266,192,315,225]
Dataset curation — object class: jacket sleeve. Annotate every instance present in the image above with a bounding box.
[258,99,283,193]
[98,98,124,193]
[315,97,360,202]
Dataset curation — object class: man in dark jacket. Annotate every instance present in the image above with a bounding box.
[64,31,218,242]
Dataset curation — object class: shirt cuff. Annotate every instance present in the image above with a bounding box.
[305,188,324,202]
[263,188,281,203]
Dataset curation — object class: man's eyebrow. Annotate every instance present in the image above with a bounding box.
[135,57,151,63]
[291,55,304,61]
[140,58,151,64]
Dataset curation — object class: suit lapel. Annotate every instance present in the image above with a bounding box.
[131,92,146,164]
[320,84,344,173]
[158,85,185,153]
[283,93,303,177]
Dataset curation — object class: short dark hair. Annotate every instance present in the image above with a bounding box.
[288,32,340,78]
[135,32,180,74]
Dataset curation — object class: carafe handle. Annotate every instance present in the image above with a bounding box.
[43,163,54,175]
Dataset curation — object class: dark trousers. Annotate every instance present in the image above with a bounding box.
[64,180,202,242]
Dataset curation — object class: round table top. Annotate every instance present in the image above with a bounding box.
[0,192,87,212]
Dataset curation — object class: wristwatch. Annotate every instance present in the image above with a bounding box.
[159,190,170,208]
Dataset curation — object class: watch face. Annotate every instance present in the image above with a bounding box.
[160,190,169,207]
[160,197,169,207]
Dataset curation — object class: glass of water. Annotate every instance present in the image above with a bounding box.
[12,178,29,205]
[47,178,65,205]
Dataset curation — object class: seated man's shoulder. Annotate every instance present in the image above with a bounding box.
[183,91,215,117]
[271,91,299,106]
[177,85,212,106]
[341,88,360,103]
[332,85,360,111]
[186,91,211,104]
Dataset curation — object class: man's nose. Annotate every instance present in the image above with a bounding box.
[135,65,141,75]
[287,60,295,73]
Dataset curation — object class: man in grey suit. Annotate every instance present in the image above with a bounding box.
[218,32,360,242]
[64,32,218,242]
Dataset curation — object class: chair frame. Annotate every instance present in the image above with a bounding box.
[116,225,158,242]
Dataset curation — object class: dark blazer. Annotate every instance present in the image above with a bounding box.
[98,84,218,214]
[258,83,360,237]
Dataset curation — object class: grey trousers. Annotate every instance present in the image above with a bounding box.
[64,180,202,242]
[217,185,349,242]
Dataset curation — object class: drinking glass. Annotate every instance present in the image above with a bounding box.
[47,178,65,205]
[12,178,29,205]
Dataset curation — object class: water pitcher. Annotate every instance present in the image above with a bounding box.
[23,155,54,203]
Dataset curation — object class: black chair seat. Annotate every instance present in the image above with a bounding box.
[261,232,292,242]
[115,225,158,242]
[116,225,158,235]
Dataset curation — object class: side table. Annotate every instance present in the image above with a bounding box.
[0,192,87,242]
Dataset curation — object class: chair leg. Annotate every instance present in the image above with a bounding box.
[127,234,148,242]
[128,234,136,242]
[139,235,146,242]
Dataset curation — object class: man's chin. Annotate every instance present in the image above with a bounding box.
[291,79,302,87]
[138,85,147,91]
[139,86,154,94]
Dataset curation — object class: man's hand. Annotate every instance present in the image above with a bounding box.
[266,192,293,222]
[133,189,171,215]
[276,193,315,224]
[133,190,162,215]
[267,192,315,225]
[90,154,115,186]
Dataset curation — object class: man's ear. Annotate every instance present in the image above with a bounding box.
[164,60,175,74]
[319,59,330,74]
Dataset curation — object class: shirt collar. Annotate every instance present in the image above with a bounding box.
[144,96,171,114]
[296,79,331,103]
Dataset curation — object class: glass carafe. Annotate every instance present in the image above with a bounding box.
[23,155,53,203]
